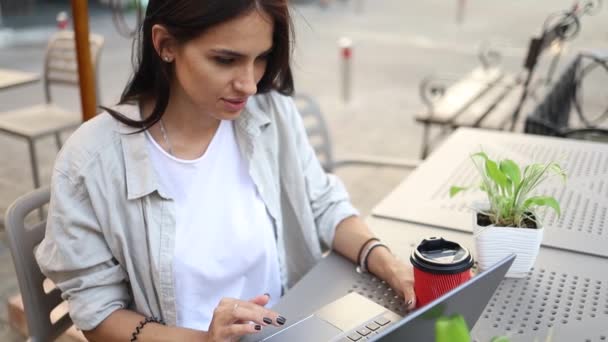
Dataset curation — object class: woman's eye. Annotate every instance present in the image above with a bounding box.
[257,53,271,62]
[214,56,235,65]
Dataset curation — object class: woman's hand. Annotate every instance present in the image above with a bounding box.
[383,258,417,311]
[367,247,417,311]
[331,216,416,311]
[206,294,286,342]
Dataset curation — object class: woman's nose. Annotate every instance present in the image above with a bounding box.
[234,68,258,95]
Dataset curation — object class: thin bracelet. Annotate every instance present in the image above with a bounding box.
[357,237,379,269]
[130,316,165,341]
[360,241,390,274]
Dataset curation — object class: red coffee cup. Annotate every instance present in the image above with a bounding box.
[410,237,474,308]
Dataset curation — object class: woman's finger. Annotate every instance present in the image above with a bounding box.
[226,322,264,337]
[232,300,284,327]
[232,305,272,327]
[403,285,416,310]
[248,293,271,306]
[214,298,243,326]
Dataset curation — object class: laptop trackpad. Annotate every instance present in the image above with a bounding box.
[264,316,341,342]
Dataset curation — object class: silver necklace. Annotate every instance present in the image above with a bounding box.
[158,118,174,155]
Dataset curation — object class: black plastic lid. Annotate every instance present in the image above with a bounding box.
[410,237,474,275]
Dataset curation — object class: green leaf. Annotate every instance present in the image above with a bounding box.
[523,196,561,217]
[548,162,567,182]
[500,159,521,187]
[471,151,489,161]
[491,337,511,342]
[504,178,514,196]
[435,314,471,342]
[485,159,508,190]
[449,186,468,197]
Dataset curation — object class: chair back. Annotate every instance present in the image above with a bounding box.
[294,94,336,172]
[524,56,580,136]
[4,187,72,342]
[43,30,105,105]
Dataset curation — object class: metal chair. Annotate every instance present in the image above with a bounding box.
[4,187,72,342]
[0,30,104,189]
[294,94,420,173]
[524,53,608,142]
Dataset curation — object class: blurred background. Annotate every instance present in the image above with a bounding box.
[0,0,606,340]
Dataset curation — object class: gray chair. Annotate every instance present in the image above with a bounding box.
[294,94,421,172]
[5,187,72,341]
[0,30,104,189]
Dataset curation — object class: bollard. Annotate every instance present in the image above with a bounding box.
[456,0,466,25]
[56,11,69,30]
[339,37,353,103]
[355,0,364,13]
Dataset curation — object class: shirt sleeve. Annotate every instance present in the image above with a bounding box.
[283,94,360,249]
[35,171,130,331]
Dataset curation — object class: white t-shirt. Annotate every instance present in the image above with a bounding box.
[145,120,282,330]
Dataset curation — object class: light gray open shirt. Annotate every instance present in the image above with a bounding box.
[35,92,358,331]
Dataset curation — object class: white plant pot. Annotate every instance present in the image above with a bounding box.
[472,210,543,278]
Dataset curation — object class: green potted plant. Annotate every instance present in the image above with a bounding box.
[450,152,566,278]
[434,313,555,342]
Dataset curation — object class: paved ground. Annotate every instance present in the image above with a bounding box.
[0,0,606,339]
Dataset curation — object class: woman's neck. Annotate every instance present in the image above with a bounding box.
[141,93,221,160]
[163,97,220,139]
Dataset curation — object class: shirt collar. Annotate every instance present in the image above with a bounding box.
[115,104,163,200]
[117,96,271,200]
[236,94,271,137]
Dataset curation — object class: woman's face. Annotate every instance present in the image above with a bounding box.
[170,9,274,120]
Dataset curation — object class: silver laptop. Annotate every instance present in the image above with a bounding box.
[248,254,515,342]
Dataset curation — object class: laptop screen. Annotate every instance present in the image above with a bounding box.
[372,254,515,341]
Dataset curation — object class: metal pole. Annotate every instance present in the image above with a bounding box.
[339,37,353,103]
[355,0,364,13]
[456,0,466,24]
[509,70,534,132]
[71,0,97,122]
[545,45,563,85]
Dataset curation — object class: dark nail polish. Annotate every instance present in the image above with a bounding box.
[263,317,272,325]
[264,293,271,299]
[276,316,286,325]
[255,325,261,331]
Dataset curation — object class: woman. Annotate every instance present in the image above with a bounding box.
[35,0,415,341]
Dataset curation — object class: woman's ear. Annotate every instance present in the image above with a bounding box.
[151,24,177,62]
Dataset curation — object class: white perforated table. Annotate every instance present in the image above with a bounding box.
[373,128,608,258]
[367,217,608,342]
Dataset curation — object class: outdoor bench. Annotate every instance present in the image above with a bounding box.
[416,62,533,159]
[415,0,601,158]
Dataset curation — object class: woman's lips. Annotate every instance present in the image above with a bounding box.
[222,98,247,112]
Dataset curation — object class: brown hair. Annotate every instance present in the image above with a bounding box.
[104,0,294,129]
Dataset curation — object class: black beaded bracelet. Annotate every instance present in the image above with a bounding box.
[130,316,166,341]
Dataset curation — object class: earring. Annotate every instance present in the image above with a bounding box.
[163,56,171,62]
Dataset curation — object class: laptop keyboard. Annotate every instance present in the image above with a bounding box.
[336,313,395,341]
[350,273,409,316]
